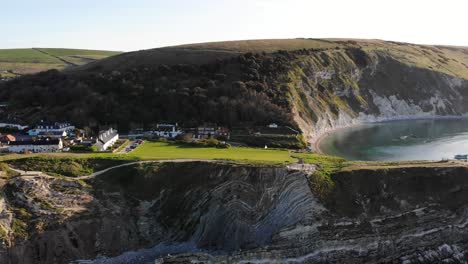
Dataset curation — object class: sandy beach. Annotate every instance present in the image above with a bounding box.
[313,132,328,154]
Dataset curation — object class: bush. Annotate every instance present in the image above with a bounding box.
[178,138,231,148]
[70,144,99,153]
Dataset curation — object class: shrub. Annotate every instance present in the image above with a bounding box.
[70,144,99,152]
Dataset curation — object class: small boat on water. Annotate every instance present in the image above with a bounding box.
[454,154,468,161]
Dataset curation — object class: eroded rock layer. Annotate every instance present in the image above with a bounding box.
[1,162,468,263]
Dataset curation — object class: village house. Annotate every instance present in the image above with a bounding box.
[216,127,230,139]
[193,124,230,140]
[153,123,183,139]
[28,121,75,136]
[0,134,15,145]
[8,138,63,153]
[37,131,68,139]
[192,124,217,139]
[197,124,216,137]
[94,128,119,151]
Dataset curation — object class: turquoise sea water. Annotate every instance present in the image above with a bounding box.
[319,119,468,161]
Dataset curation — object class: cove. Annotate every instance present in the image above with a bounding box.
[318,119,468,161]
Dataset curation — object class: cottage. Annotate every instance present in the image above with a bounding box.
[0,134,16,145]
[153,123,183,139]
[28,121,75,136]
[37,131,67,138]
[94,128,119,151]
[9,139,63,153]
[193,124,230,140]
[216,127,230,139]
[197,124,216,137]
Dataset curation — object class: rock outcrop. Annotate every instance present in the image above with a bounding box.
[0,162,321,264]
[2,162,468,263]
[288,50,468,143]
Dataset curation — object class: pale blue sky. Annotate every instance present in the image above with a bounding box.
[2,0,467,51]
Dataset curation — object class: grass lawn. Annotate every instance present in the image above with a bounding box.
[0,141,367,169]
[0,141,295,165]
[128,141,295,164]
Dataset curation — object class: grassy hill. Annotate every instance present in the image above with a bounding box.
[173,39,468,79]
[77,38,468,79]
[3,38,468,144]
[0,48,121,78]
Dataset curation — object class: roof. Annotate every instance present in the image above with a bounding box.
[38,131,65,136]
[156,123,178,128]
[98,129,118,144]
[155,127,176,132]
[10,139,61,146]
[0,134,15,141]
[36,121,73,129]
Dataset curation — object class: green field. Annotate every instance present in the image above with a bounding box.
[36,48,120,57]
[0,141,296,165]
[0,49,61,64]
[0,48,121,76]
[36,48,121,66]
[128,141,295,164]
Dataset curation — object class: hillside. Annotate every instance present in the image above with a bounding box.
[2,38,468,143]
[78,38,468,79]
[0,48,121,78]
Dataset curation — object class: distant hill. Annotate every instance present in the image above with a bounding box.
[2,38,468,145]
[77,38,468,79]
[0,48,121,78]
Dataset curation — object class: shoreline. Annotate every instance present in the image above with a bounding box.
[313,124,362,154]
[311,115,468,155]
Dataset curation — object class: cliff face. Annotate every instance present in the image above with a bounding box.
[2,162,468,264]
[153,164,468,264]
[287,48,468,142]
[0,162,321,264]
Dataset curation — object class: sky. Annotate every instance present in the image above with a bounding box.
[2,0,468,51]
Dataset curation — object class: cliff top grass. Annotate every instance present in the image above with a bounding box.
[175,38,339,53]
[0,143,294,165]
[2,141,468,178]
[128,141,295,164]
[77,38,468,79]
[176,38,468,79]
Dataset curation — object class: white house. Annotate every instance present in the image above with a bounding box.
[153,124,183,139]
[8,139,63,153]
[28,121,75,136]
[37,131,67,138]
[94,128,119,151]
[197,124,216,137]
[268,123,279,128]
